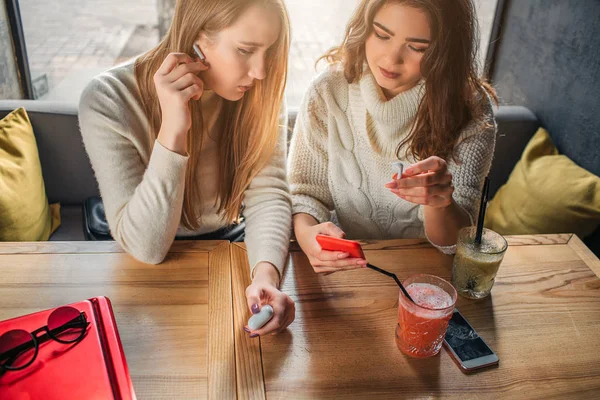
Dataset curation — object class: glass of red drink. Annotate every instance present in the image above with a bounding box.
[395,274,457,358]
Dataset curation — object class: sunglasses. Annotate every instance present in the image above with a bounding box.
[0,306,89,373]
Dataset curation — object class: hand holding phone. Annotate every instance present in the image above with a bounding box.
[443,309,499,372]
[316,235,365,259]
[293,217,367,274]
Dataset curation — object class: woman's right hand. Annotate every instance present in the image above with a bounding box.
[295,219,367,274]
[153,52,209,152]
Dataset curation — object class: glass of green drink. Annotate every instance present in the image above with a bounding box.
[452,227,508,299]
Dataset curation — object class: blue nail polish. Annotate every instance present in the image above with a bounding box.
[249,333,259,338]
[243,326,250,333]
[251,304,260,314]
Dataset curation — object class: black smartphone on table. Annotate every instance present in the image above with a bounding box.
[443,309,499,373]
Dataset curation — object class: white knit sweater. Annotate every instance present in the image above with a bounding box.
[288,66,496,252]
[79,59,292,274]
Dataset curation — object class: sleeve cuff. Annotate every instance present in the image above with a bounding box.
[455,201,476,226]
[420,204,467,255]
[426,231,457,255]
[251,260,282,282]
[292,202,331,224]
[248,247,288,279]
[417,205,425,223]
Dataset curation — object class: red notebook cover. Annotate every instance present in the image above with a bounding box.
[0,297,136,400]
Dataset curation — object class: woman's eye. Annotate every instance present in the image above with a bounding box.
[408,45,427,53]
[238,48,253,56]
[374,31,389,41]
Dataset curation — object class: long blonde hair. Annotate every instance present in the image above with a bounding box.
[135,0,290,229]
[320,0,496,162]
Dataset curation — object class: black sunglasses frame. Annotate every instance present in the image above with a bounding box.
[0,308,89,372]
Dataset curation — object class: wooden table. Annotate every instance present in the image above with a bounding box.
[232,235,600,399]
[0,241,235,399]
[2,235,599,399]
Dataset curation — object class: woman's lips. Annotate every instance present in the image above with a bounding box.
[379,67,400,79]
[238,84,254,92]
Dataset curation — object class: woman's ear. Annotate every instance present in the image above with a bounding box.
[196,31,212,50]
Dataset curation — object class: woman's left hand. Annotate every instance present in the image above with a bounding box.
[244,262,295,337]
[385,156,454,208]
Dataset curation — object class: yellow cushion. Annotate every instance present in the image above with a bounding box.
[485,128,600,238]
[0,108,60,241]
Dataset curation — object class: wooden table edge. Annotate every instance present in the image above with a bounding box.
[230,243,267,400]
[235,234,573,254]
[0,240,226,254]
[568,234,600,278]
[207,241,237,399]
[0,235,574,256]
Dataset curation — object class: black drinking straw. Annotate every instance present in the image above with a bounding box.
[366,263,415,303]
[475,176,491,245]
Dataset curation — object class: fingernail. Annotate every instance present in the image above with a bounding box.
[251,304,260,314]
[337,252,349,259]
[405,169,413,175]
[249,333,259,338]
[243,326,250,333]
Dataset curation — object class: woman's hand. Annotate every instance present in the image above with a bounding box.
[386,156,454,208]
[153,52,209,153]
[295,217,367,274]
[244,262,295,337]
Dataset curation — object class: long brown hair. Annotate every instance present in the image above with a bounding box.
[320,0,497,161]
[135,0,290,229]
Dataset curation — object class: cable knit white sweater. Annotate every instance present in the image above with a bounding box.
[288,66,496,253]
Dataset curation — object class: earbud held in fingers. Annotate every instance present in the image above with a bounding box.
[392,161,404,177]
[247,305,274,330]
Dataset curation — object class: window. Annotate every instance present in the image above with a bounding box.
[12,0,496,107]
[19,0,159,101]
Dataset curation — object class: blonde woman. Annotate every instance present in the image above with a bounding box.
[289,0,497,274]
[79,0,294,337]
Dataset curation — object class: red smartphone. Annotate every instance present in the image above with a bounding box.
[315,235,365,259]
